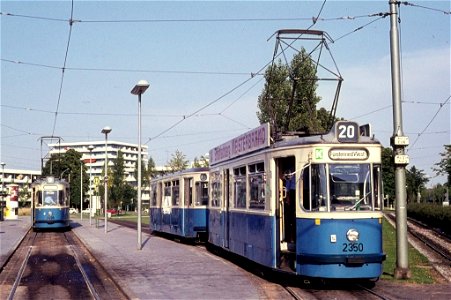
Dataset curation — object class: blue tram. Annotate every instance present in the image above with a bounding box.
[208,121,385,280]
[31,176,70,230]
[149,168,209,240]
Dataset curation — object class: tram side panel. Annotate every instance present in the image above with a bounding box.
[228,210,275,268]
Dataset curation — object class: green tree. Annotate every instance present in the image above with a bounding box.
[257,48,335,134]
[110,150,138,210]
[193,155,209,168]
[19,185,31,208]
[406,166,429,203]
[43,149,89,208]
[434,144,451,188]
[422,183,447,204]
[147,156,157,179]
[381,147,395,205]
[166,150,189,172]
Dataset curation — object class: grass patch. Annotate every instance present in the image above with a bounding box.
[110,213,150,225]
[382,217,437,283]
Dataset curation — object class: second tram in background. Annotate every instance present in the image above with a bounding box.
[149,168,209,241]
[31,176,70,230]
[208,121,386,280]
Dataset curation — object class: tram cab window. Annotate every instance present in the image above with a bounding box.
[234,167,246,208]
[329,164,372,211]
[195,182,209,206]
[249,162,265,209]
[43,190,57,206]
[373,164,382,210]
[58,190,66,205]
[312,165,328,211]
[35,191,43,207]
[302,163,374,212]
[210,171,222,207]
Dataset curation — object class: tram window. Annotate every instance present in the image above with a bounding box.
[185,178,193,207]
[210,172,222,207]
[309,165,327,211]
[195,182,209,206]
[249,162,265,209]
[151,184,157,206]
[43,191,57,206]
[172,180,180,206]
[329,164,373,211]
[164,182,171,207]
[373,165,381,210]
[58,190,66,205]
[302,166,311,210]
[234,167,246,208]
[36,191,43,206]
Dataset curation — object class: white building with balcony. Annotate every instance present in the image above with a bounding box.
[48,141,150,204]
[0,168,41,203]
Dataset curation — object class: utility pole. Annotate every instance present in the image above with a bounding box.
[389,0,411,279]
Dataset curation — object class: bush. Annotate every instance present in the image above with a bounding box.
[407,203,451,235]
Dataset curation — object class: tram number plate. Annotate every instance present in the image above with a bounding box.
[342,242,364,252]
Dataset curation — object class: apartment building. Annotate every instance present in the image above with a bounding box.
[49,141,150,203]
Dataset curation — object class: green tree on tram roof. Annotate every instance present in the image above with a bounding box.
[166,150,189,172]
[193,154,209,168]
[257,48,337,135]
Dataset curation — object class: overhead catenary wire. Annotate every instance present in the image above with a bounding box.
[0,10,397,23]
[50,0,75,137]
[399,1,451,15]
[2,2,449,171]
[409,95,451,150]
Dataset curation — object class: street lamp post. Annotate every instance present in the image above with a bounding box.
[80,162,83,221]
[101,126,112,234]
[1,162,6,201]
[88,145,94,225]
[131,80,150,250]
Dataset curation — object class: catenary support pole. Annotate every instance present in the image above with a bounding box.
[389,0,411,279]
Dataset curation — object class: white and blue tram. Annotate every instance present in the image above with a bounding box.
[31,176,70,230]
[149,167,209,240]
[208,121,385,280]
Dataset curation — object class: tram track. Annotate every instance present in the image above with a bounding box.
[386,213,451,262]
[385,212,451,281]
[0,229,127,300]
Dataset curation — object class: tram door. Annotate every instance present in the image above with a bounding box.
[223,169,230,249]
[276,156,297,268]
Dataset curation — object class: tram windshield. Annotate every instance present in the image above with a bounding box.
[36,187,66,207]
[302,163,379,212]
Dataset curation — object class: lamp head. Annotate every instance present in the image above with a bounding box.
[101,126,112,134]
[131,80,150,95]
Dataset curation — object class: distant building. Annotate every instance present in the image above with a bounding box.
[0,168,41,203]
[49,141,150,204]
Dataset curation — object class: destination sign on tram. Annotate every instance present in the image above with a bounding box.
[209,123,270,165]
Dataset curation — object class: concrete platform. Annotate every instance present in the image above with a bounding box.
[0,216,31,269]
[71,219,267,299]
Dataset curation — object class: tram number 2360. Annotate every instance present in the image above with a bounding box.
[342,242,364,252]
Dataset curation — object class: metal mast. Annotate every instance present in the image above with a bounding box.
[389,0,411,279]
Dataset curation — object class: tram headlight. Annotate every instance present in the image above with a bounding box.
[48,211,53,217]
[346,229,359,242]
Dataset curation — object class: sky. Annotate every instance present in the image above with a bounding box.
[1,0,450,187]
